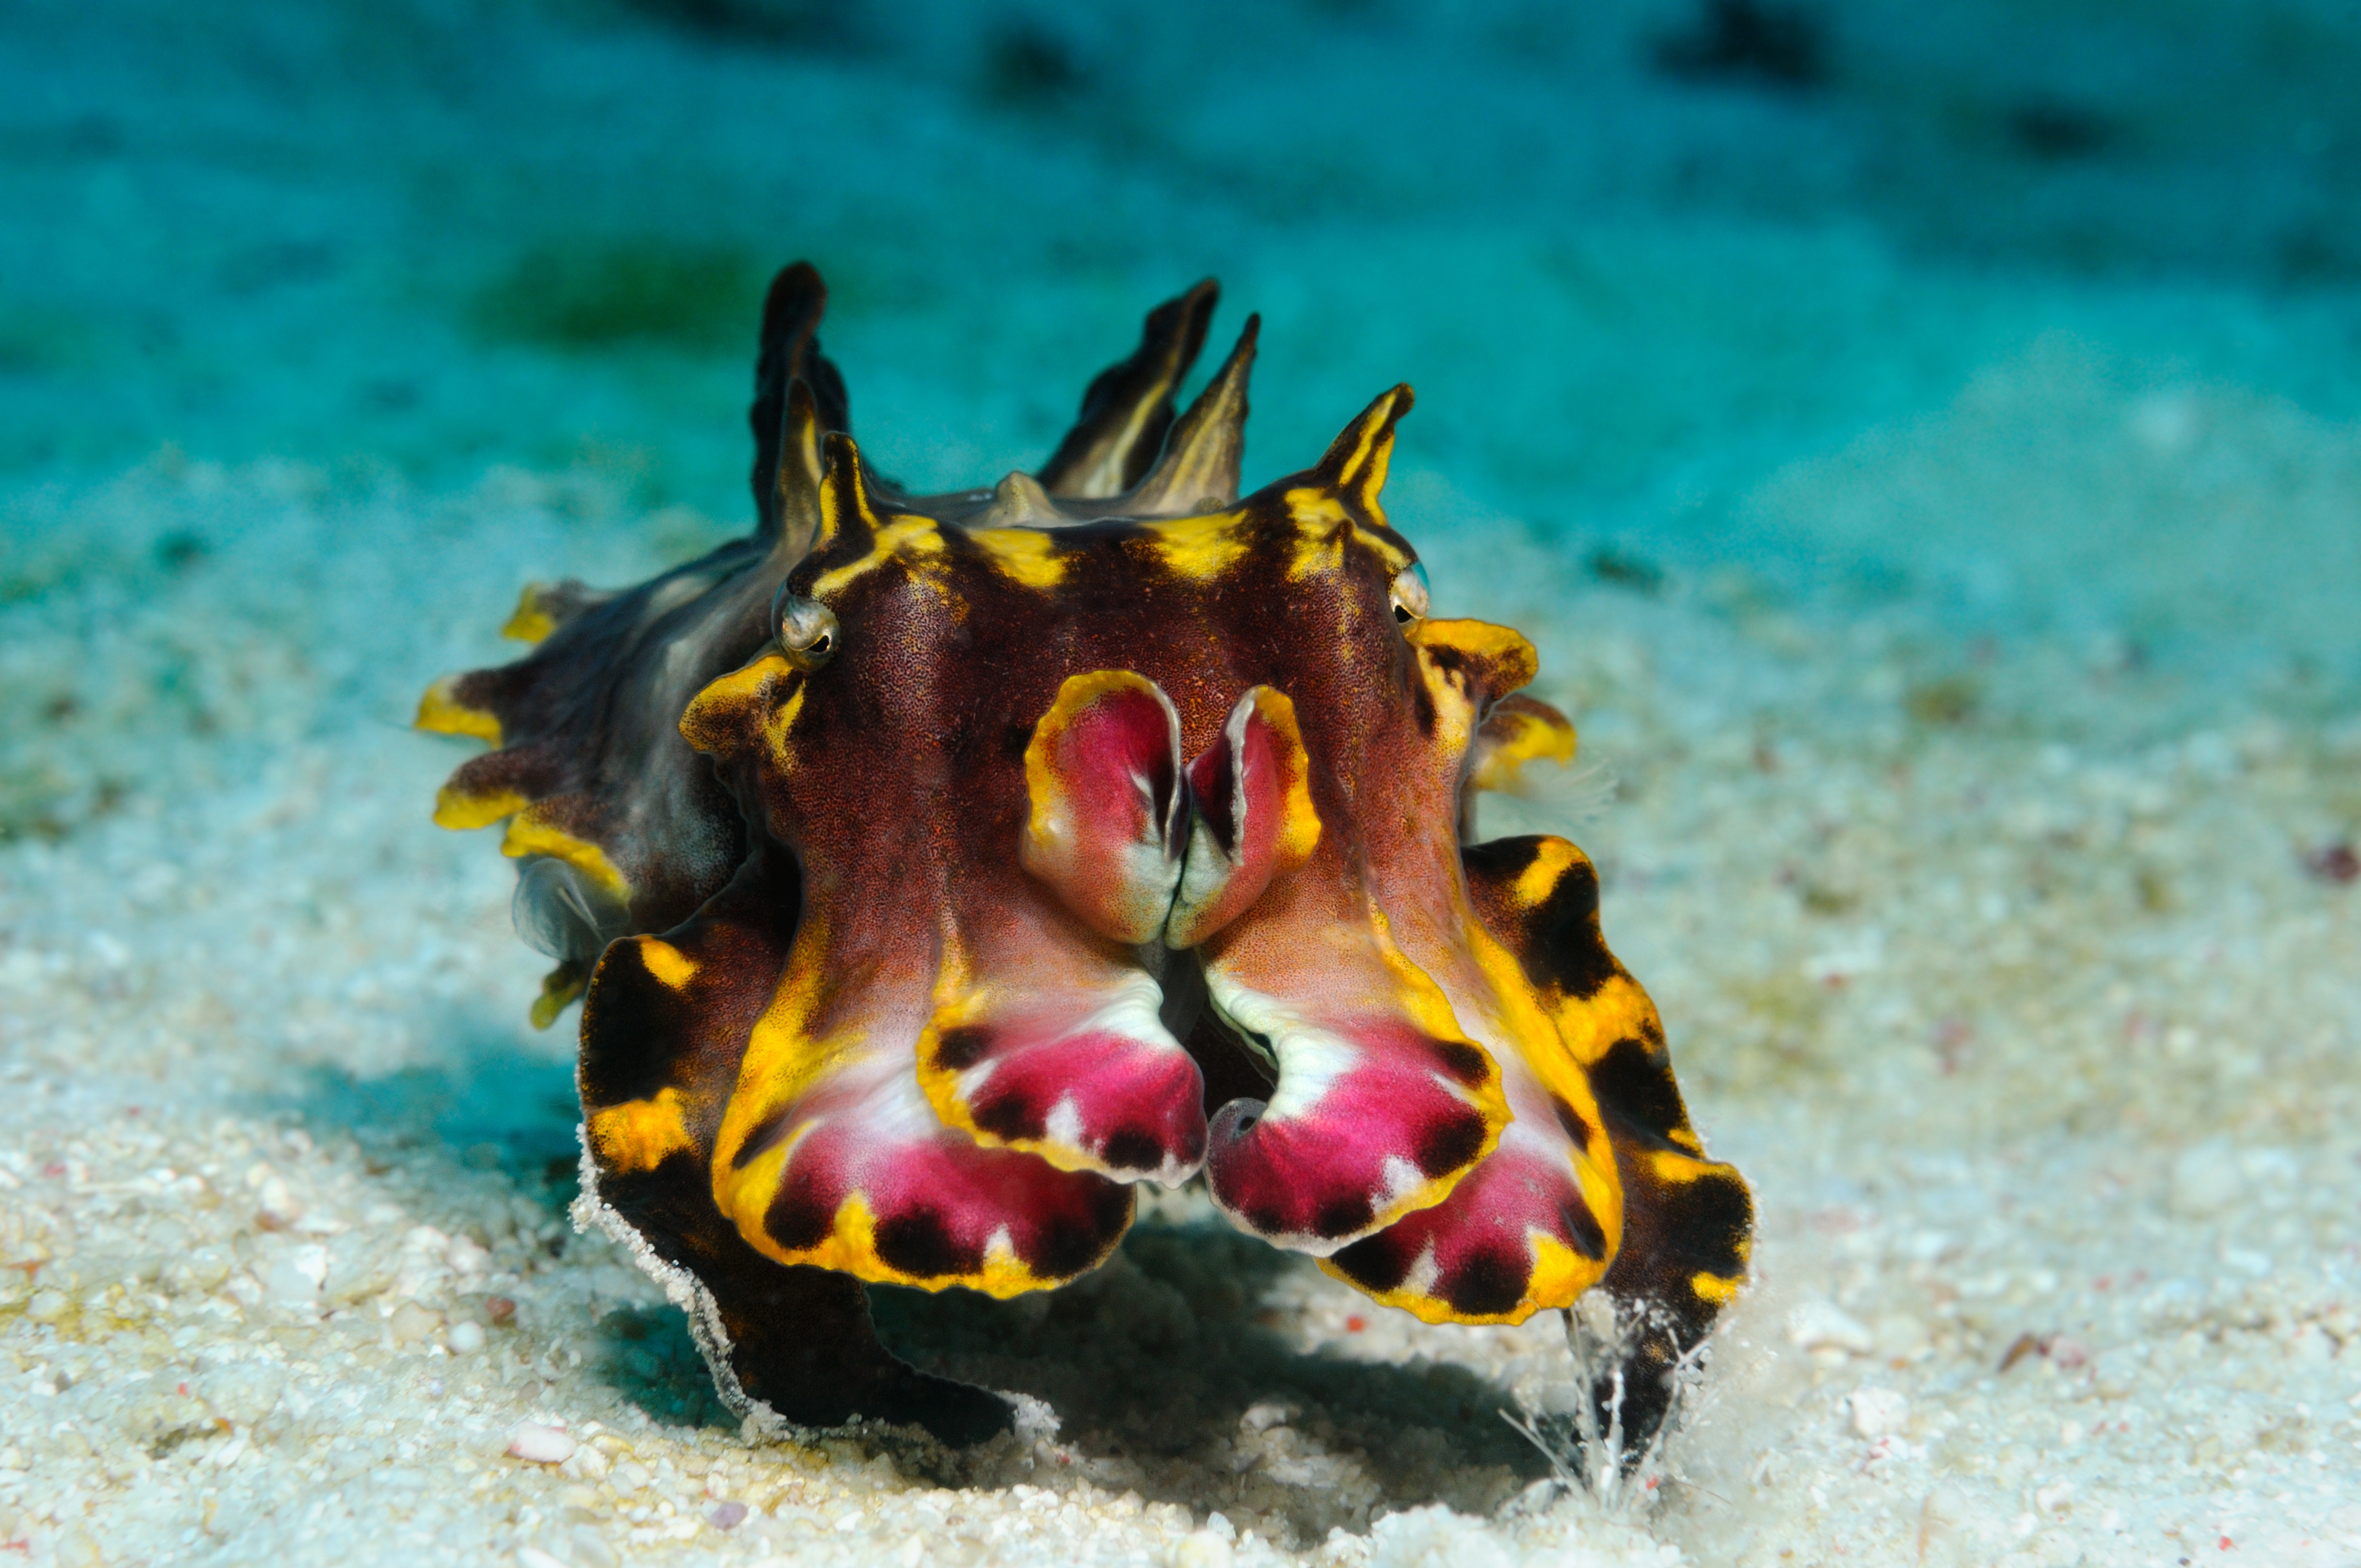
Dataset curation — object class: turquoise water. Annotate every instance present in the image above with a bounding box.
[6,0,2357,678]
[2,5,2359,1564]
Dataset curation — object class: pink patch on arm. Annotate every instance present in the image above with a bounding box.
[730,1053,1134,1294]
[1198,987,1503,1254]
[1320,1103,1613,1324]
[920,969,1206,1185]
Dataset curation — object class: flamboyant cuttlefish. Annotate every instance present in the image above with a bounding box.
[419,263,1752,1458]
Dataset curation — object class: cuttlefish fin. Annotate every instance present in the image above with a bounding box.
[1037,280,1219,499]
[498,579,617,645]
[1468,694,1577,794]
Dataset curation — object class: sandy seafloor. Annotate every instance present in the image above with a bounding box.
[4,2,2361,1564]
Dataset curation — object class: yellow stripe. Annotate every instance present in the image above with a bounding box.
[1407,619,1539,695]
[811,516,945,598]
[969,526,1068,590]
[709,913,842,1183]
[681,654,793,760]
[1245,688,1322,865]
[1645,1148,1728,1185]
[414,677,501,745]
[1145,509,1250,581]
[1546,972,1660,1068]
[1691,1271,1744,1306]
[1510,837,1582,910]
[432,785,527,831]
[1282,489,1350,581]
[500,812,628,901]
[500,585,557,644]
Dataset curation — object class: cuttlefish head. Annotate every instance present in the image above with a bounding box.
[664,383,1601,1314]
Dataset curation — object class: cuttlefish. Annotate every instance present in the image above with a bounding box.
[419,263,1751,1456]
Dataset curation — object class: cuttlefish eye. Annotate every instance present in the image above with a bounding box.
[1388,562,1430,625]
[771,585,840,671]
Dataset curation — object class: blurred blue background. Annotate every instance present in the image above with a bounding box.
[4,0,2358,675]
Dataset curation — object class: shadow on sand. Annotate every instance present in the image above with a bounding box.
[278,1015,1549,1540]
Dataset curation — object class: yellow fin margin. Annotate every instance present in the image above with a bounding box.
[414,677,501,745]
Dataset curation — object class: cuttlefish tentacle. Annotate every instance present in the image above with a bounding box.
[576,841,1019,1444]
[1292,612,1619,1325]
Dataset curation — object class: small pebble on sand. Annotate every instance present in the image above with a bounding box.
[508,1422,577,1464]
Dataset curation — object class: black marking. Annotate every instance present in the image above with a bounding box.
[1562,1193,1608,1260]
[578,940,699,1109]
[1415,1108,1488,1177]
[1409,675,1438,738]
[731,1104,795,1170]
[1422,643,1472,682]
[1461,837,1619,1001]
[1195,732,1239,856]
[971,1095,1041,1144]
[1530,871,1614,997]
[764,1182,834,1254]
[874,1208,982,1280]
[1461,836,1545,883]
[1314,1193,1375,1240]
[1444,1250,1529,1317]
[1102,1128,1162,1173]
[1591,1036,1692,1145]
[1328,1234,1411,1292]
[1030,1182,1132,1278]
[1646,1166,1754,1278]
[1549,1094,1596,1150]
[1433,1038,1492,1085]
[934,1026,992,1071]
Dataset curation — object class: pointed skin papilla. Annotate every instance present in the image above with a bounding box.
[747,260,850,547]
[1461,832,1754,1452]
[1036,279,1219,499]
[576,844,1014,1444]
[1121,313,1258,518]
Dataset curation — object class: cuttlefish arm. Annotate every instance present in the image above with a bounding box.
[660,649,1183,1298]
[573,842,1016,1444]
